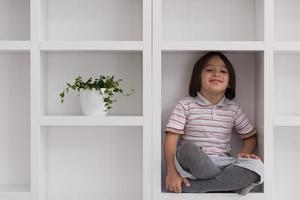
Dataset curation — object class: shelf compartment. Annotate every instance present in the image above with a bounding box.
[274,52,300,115]
[161,0,264,41]
[274,127,300,200]
[42,0,142,41]
[0,0,30,40]
[40,51,143,116]
[159,193,264,200]
[161,41,264,51]
[0,53,30,193]
[159,51,265,193]
[0,41,30,52]
[40,116,143,126]
[40,41,144,51]
[274,0,300,41]
[273,116,300,126]
[41,126,142,200]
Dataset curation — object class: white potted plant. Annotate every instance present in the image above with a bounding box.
[59,75,132,116]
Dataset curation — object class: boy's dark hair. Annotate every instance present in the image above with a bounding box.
[189,51,236,100]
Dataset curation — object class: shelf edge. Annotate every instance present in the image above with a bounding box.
[0,41,30,52]
[161,41,264,51]
[40,116,143,126]
[159,192,264,200]
[40,41,144,51]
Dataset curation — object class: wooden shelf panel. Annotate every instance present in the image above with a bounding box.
[40,115,143,126]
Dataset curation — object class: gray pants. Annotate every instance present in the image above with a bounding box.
[176,142,260,193]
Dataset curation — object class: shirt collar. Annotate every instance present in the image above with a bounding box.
[195,92,229,107]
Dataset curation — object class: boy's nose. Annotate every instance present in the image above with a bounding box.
[213,71,221,76]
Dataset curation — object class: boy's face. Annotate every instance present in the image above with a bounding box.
[200,55,229,96]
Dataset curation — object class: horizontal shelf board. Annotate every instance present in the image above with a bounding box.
[40,115,143,126]
[0,41,30,52]
[160,192,264,200]
[273,115,300,126]
[161,41,264,51]
[40,41,143,51]
[274,42,300,52]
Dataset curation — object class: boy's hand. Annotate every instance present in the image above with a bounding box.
[166,172,190,193]
[237,152,261,160]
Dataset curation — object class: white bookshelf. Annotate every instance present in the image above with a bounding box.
[273,1,300,200]
[30,0,151,200]
[1,0,300,200]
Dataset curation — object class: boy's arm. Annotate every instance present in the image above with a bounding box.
[165,132,180,174]
[238,134,261,159]
[164,132,190,193]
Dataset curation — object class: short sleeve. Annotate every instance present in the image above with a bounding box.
[234,106,257,139]
[165,101,188,135]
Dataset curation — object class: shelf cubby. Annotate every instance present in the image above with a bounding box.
[40,0,142,41]
[274,52,300,115]
[161,0,264,41]
[40,126,143,200]
[0,0,30,41]
[40,51,143,116]
[274,127,300,200]
[0,53,30,194]
[159,51,265,193]
[274,0,300,41]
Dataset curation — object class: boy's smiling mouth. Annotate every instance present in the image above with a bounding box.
[209,79,223,83]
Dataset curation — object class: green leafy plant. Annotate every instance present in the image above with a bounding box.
[60,75,133,111]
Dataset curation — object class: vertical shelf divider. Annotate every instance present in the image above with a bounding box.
[31,0,44,200]
[143,0,152,200]
[152,0,162,199]
[264,0,274,200]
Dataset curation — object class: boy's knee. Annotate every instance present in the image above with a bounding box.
[178,142,203,158]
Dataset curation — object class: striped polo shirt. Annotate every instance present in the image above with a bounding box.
[165,92,256,156]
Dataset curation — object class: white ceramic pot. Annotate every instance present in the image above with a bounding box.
[79,88,107,116]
